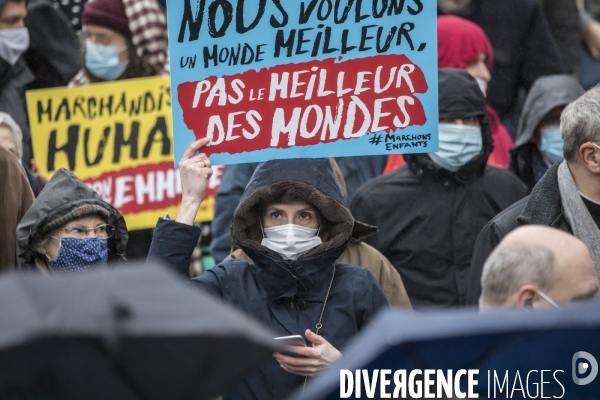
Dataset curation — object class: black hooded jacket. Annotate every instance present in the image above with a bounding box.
[509,75,584,191]
[150,158,388,400]
[350,69,527,308]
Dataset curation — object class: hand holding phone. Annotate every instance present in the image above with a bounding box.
[274,335,307,357]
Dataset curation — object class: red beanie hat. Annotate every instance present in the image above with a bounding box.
[82,0,131,39]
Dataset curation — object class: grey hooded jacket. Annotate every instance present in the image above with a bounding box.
[15,169,128,268]
[509,75,584,190]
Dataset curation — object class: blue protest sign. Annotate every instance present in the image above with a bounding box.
[168,0,438,165]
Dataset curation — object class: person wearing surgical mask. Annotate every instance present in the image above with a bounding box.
[259,201,323,260]
[350,69,528,308]
[436,16,514,170]
[383,16,514,174]
[0,0,28,66]
[69,0,168,86]
[15,168,128,272]
[147,154,389,399]
[510,75,584,192]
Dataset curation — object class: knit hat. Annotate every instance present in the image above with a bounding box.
[70,0,169,87]
[82,0,131,39]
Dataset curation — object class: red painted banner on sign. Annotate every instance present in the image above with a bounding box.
[178,54,427,157]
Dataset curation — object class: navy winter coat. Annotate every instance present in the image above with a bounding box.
[149,158,389,400]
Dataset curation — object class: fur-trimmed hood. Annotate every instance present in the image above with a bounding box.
[231,158,355,297]
[233,158,354,260]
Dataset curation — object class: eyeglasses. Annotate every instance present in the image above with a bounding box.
[55,224,116,239]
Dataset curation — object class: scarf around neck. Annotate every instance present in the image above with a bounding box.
[557,161,600,279]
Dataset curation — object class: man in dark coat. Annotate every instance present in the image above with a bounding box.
[438,0,565,134]
[468,86,600,305]
[210,156,387,263]
[350,69,528,308]
[509,75,584,191]
[149,155,389,400]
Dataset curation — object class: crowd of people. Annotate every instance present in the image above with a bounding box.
[1,0,600,398]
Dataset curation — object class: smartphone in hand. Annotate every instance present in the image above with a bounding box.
[274,335,307,357]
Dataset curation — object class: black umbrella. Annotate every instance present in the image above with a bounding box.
[292,302,600,400]
[0,263,281,400]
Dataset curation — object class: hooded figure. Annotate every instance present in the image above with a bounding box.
[16,169,128,271]
[384,16,514,174]
[510,75,584,191]
[210,156,388,264]
[148,158,389,399]
[0,146,33,270]
[350,69,527,308]
[226,159,411,308]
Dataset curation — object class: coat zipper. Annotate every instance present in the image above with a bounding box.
[287,261,297,319]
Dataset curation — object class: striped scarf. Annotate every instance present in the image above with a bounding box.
[69,0,169,87]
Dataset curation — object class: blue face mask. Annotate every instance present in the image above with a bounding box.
[47,238,108,273]
[540,126,564,164]
[429,123,483,172]
[85,40,128,81]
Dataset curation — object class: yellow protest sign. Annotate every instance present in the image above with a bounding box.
[27,76,221,231]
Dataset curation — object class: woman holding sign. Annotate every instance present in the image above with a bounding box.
[148,141,390,399]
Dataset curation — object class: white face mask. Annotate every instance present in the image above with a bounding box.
[475,77,488,97]
[261,224,322,260]
[0,28,29,65]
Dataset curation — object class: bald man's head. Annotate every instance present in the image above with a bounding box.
[480,226,598,310]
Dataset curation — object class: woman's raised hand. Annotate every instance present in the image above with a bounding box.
[176,137,213,225]
[273,329,342,377]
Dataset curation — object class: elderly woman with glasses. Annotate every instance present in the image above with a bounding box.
[15,138,214,272]
[15,168,128,272]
